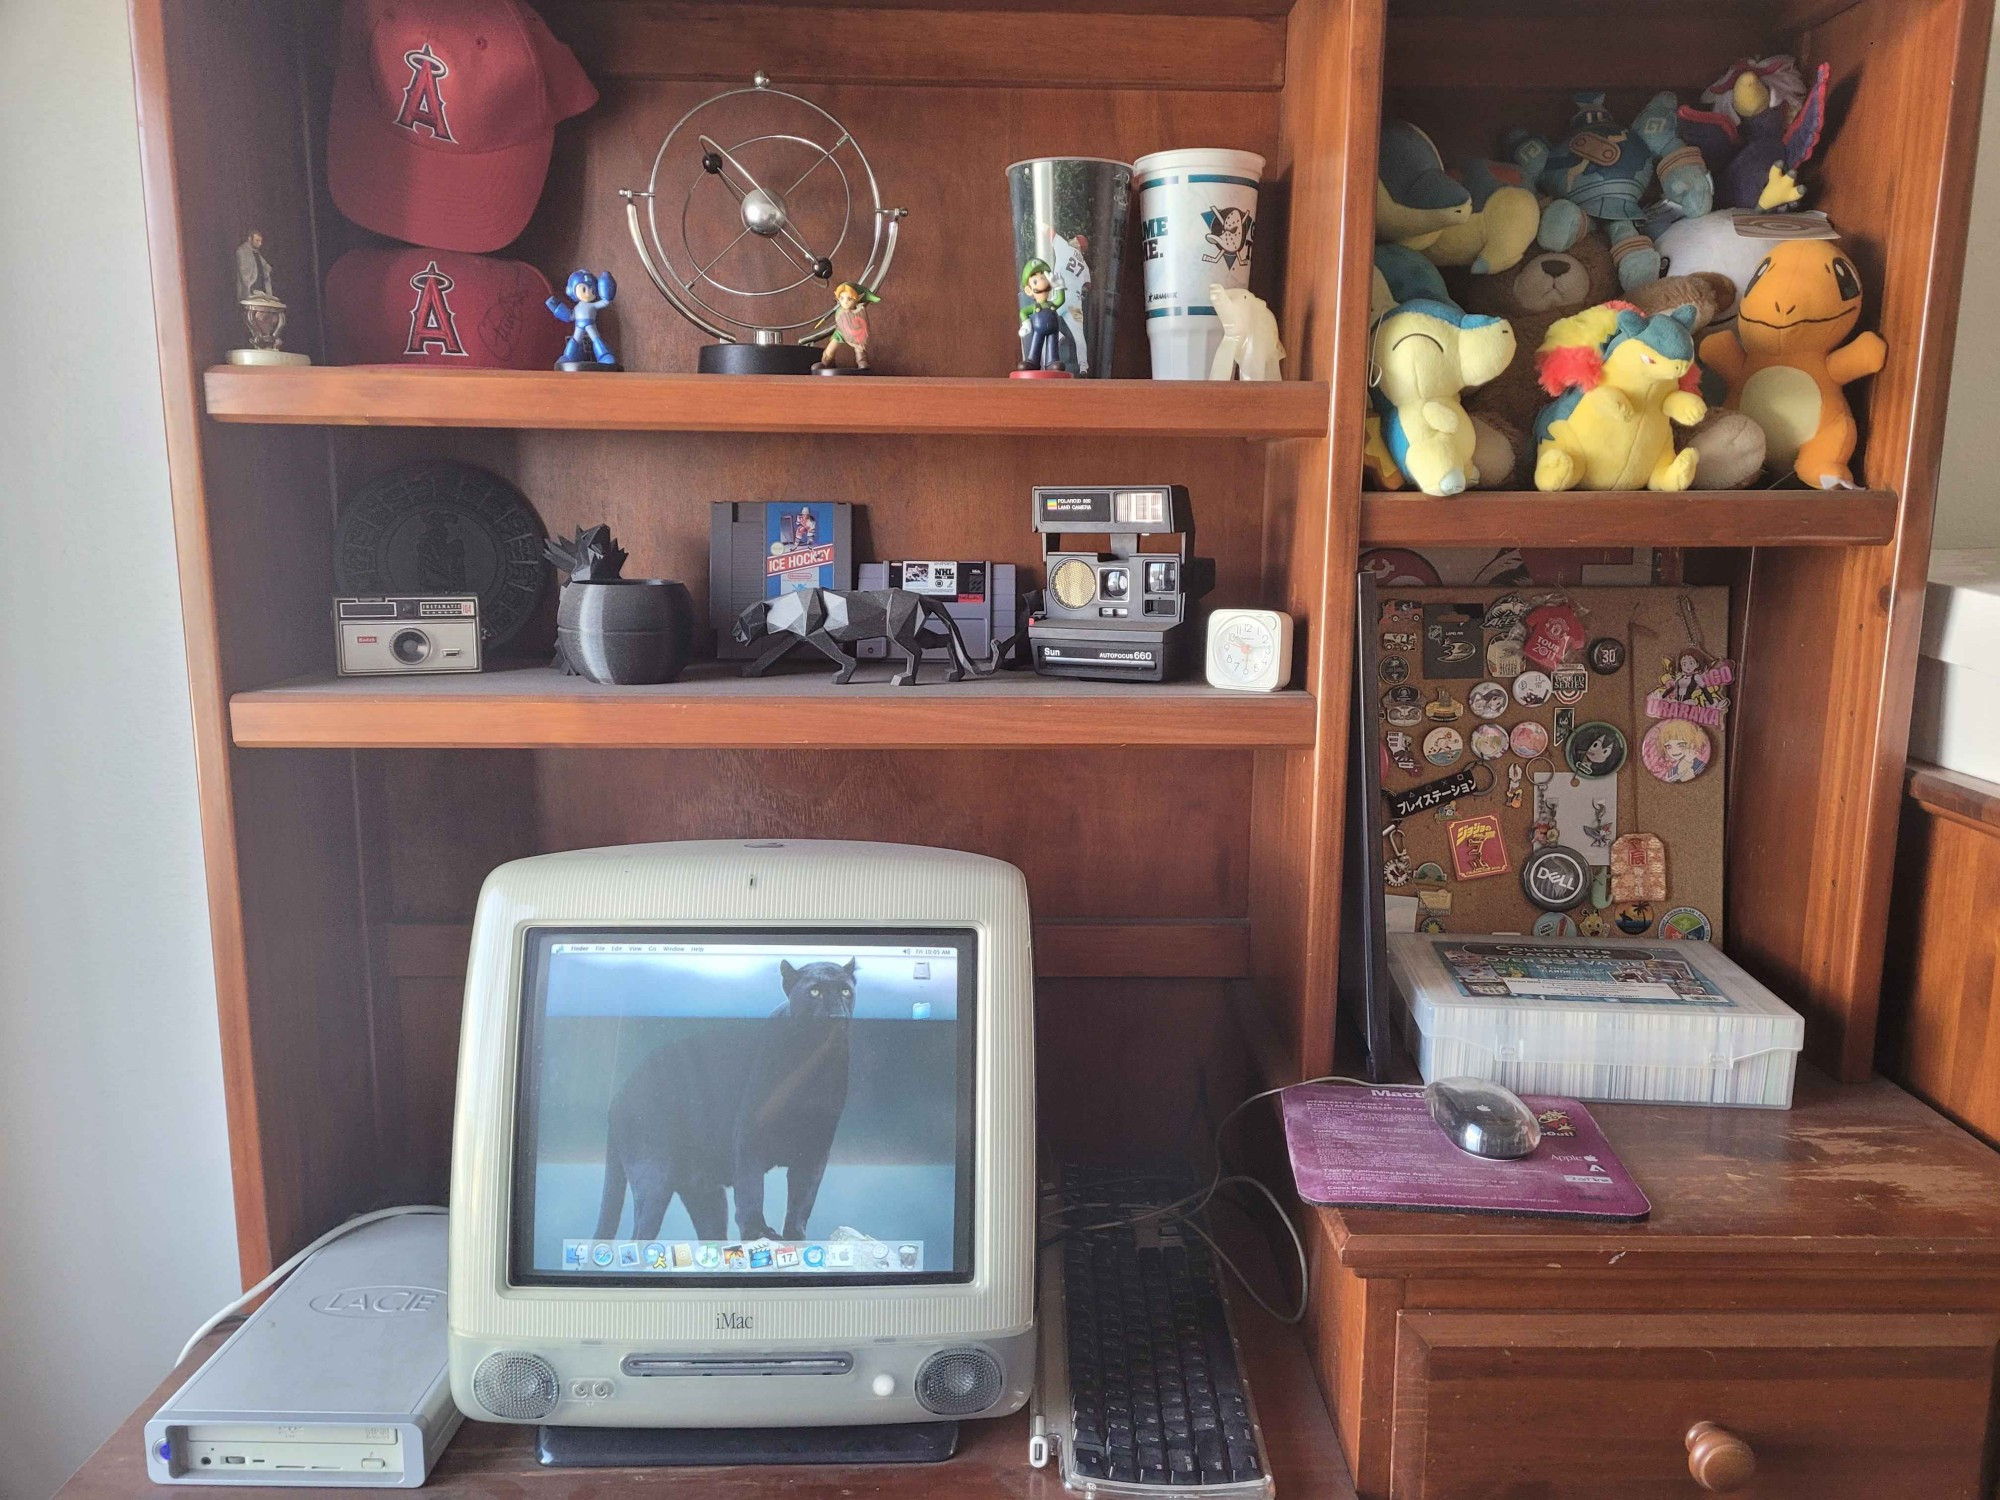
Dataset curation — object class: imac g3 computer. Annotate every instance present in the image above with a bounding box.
[448,840,1036,1447]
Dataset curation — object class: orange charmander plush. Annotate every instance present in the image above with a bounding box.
[1698,238,1886,488]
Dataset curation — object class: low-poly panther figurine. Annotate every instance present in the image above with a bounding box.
[732,588,999,686]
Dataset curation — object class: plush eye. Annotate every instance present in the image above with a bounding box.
[1746,256,1774,294]
[1833,256,1862,302]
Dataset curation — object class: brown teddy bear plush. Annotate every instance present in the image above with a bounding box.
[1453,241,1765,489]
[1452,236,1622,486]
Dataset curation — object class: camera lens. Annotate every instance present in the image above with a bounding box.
[1100,567,1129,600]
[1050,558,1097,610]
[391,629,432,665]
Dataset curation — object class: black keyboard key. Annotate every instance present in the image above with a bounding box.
[1055,1166,1267,1493]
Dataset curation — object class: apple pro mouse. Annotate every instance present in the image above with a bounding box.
[1424,1077,1542,1160]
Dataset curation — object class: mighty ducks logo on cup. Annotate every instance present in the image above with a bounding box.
[1134,149,1265,379]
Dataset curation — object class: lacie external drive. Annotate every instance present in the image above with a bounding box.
[146,1214,461,1487]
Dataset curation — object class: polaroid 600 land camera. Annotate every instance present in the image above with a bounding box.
[1027,485,1211,682]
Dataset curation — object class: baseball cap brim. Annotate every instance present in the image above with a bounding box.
[328,55,551,253]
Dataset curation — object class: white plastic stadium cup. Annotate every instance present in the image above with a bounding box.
[1134,149,1265,379]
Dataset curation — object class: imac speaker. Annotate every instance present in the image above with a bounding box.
[914,1346,1003,1416]
[472,1351,560,1421]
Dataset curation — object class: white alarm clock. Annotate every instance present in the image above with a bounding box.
[1205,609,1294,691]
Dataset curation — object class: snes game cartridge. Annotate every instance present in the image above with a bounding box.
[146,1214,459,1487]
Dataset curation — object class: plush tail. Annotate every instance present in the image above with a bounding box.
[918,596,996,675]
[594,1118,628,1240]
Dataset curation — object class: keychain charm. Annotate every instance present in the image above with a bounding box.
[1506,762,1525,809]
[1383,821,1413,887]
[1611,831,1669,902]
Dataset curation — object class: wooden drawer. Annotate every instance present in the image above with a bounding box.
[1390,1312,2000,1499]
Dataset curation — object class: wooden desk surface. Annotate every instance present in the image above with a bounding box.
[56,1269,1356,1500]
[1318,1071,2000,1276]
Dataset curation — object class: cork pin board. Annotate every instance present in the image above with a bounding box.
[1374,586,1728,944]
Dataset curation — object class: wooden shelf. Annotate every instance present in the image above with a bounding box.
[229,662,1319,750]
[1359,490,1899,549]
[1314,1073,2000,1276]
[202,367,1332,439]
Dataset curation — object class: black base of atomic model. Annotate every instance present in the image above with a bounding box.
[732,588,1000,686]
[697,342,824,376]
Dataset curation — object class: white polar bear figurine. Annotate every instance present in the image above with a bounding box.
[1208,285,1285,381]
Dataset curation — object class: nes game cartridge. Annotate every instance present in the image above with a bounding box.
[146,1214,459,1487]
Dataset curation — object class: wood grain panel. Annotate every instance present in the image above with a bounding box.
[1247,0,1376,1084]
[1880,774,2000,1148]
[1304,1246,1400,1499]
[232,669,1318,750]
[538,2,1290,89]
[132,0,383,1282]
[1390,1311,1998,1500]
[382,919,1251,980]
[1360,491,1897,548]
[1907,762,2000,833]
[205,368,1333,437]
[521,749,1254,920]
[1727,0,1996,1079]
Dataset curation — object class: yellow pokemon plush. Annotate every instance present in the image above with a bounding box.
[1371,299,1517,496]
[1698,238,1886,487]
[1533,303,1707,491]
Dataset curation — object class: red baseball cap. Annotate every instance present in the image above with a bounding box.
[328,0,597,253]
[325,247,568,368]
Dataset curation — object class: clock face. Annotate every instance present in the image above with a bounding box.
[1213,615,1276,682]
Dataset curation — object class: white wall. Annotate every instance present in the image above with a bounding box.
[0,3,240,1499]
[1933,15,2000,551]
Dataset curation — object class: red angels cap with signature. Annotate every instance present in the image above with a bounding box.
[325,247,567,368]
[328,0,597,253]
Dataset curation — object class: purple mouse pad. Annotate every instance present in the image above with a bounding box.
[1282,1084,1650,1220]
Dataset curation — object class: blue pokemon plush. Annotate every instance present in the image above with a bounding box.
[1509,92,1714,292]
[1377,120,1472,246]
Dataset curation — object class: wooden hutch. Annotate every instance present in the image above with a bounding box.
[67,0,2000,1494]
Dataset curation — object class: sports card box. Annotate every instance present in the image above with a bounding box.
[710,502,854,658]
[856,561,1017,661]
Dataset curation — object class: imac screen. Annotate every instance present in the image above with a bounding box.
[511,929,977,1286]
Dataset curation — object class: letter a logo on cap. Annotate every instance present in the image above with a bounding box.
[395,42,454,141]
[406,261,467,356]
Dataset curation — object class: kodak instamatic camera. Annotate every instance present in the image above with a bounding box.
[335,597,482,676]
[1027,485,1211,681]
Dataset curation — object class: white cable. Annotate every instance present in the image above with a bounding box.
[1043,1076,1412,1315]
[175,1206,447,1368]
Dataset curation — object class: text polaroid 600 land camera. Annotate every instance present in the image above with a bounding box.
[1027,485,1211,681]
[335,596,481,675]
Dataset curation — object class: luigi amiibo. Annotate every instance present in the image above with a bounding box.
[1013,257,1074,378]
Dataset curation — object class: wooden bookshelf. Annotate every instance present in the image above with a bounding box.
[229,664,1320,750]
[126,0,2000,1492]
[1359,490,1900,548]
[203,367,1333,438]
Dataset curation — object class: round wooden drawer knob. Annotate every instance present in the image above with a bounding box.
[1685,1421,1756,1492]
